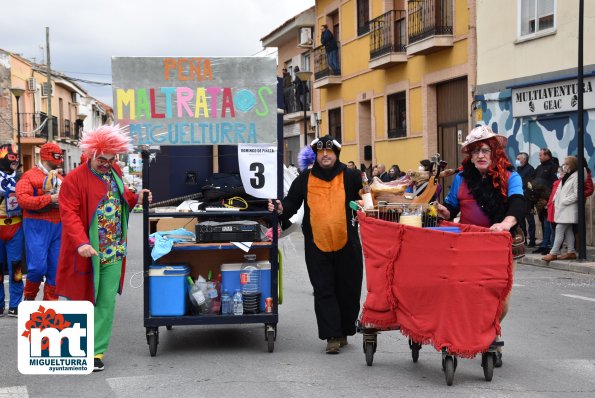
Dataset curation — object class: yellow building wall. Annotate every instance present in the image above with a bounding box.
[409,87,422,136]
[374,97,384,139]
[375,136,424,172]
[340,1,355,41]
[341,144,359,164]
[316,0,471,170]
[343,103,357,142]
[454,0,469,36]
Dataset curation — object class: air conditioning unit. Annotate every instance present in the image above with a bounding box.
[41,82,51,97]
[27,77,37,91]
[298,27,313,47]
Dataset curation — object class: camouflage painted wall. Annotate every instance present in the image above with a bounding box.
[476,89,595,173]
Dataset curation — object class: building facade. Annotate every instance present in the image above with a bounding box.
[261,6,316,167]
[0,49,110,173]
[312,0,476,180]
[475,0,595,244]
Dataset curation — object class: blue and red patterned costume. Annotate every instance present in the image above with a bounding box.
[0,144,24,315]
[16,142,64,301]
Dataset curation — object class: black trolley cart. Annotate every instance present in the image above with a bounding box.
[139,102,284,357]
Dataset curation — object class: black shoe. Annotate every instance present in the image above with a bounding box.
[527,242,536,248]
[93,358,105,372]
[7,308,17,317]
[495,351,502,368]
[0,307,4,316]
[532,247,546,254]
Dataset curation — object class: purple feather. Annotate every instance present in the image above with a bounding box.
[297,146,316,171]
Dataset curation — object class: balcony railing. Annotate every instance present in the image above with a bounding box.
[282,82,311,115]
[407,0,453,44]
[370,10,407,59]
[314,43,341,80]
[63,119,71,138]
[18,112,48,139]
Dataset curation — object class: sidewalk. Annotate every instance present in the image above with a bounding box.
[519,245,595,275]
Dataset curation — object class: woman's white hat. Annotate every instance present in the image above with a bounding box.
[461,125,507,150]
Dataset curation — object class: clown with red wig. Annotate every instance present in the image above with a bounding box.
[55,125,151,372]
[435,125,526,368]
[16,142,64,305]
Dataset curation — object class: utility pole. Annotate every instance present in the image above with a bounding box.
[577,0,586,260]
[46,27,53,142]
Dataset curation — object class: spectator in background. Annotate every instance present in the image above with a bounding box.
[321,24,340,75]
[16,142,64,303]
[0,144,24,317]
[377,164,390,182]
[532,148,559,254]
[282,68,294,113]
[515,152,536,247]
[347,161,356,170]
[371,166,379,178]
[293,66,309,112]
[542,156,581,261]
[388,164,403,180]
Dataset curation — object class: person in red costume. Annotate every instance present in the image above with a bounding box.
[55,125,151,372]
[16,142,64,303]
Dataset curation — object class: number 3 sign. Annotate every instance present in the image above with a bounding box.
[238,144,278,199]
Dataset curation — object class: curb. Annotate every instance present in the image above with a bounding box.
[519,254,595,275]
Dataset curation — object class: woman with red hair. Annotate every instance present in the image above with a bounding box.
[435,125,526,368]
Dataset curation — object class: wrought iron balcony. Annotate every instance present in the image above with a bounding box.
[369,10,408,69]
[313,43,342,89]
[281,83,311,118]
[18,113,48,139]
[407,0,453,55]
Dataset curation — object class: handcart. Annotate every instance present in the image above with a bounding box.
[355,202,513,386]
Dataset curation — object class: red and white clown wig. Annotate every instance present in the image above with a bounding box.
[79,124,133,158]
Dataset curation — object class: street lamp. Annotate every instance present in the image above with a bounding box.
[9,87,25,161]
[296,70,313,148]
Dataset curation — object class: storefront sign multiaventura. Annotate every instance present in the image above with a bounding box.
[512,75,595,117]
[111,57,277,145]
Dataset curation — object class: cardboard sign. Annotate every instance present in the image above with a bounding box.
[112,57,277,145]
[238,144,277,199]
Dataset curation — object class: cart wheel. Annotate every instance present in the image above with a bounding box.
[444,356,455,386]
[482,353,494,382]
[147,328,159,357]
[166,325,173,331]
[364,342,375,366]
[266,330,275,353]
[409,339,421,363]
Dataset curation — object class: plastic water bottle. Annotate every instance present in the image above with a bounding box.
[221,289,232,315]
[233,289,243,316]
[240,254,260,294]
[207,281,220,314]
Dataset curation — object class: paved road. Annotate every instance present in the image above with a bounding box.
[2,214,595,397]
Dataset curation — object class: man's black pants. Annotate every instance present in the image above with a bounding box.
[304,237,363,340]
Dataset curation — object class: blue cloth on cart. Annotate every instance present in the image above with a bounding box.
[150,228,196,260]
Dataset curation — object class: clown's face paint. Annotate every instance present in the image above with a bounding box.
[91,153,117,174]
[316,148,337,169]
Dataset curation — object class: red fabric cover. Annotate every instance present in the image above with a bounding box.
[55,162,138,303]
[359,212,513,357]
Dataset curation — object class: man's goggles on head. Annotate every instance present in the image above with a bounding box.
[311,138,341,152]
[52,153,64,160]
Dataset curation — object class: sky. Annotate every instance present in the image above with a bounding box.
[1,0,315,106]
